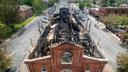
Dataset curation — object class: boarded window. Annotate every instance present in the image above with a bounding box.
[61,51,73,64]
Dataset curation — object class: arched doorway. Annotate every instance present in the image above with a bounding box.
[61,69,72,72]
[85,64,91,72]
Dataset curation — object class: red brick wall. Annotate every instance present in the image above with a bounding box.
[25,43,107,72]
[82,57,107,72]
[25,57,52,72]
[51,43,83,72]
[89,8,128,21]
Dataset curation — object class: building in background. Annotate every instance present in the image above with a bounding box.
[17,5,33,21]
[89,7,128,21]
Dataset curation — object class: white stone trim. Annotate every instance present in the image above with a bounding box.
[24,55,51,62]
[83,55,108,62]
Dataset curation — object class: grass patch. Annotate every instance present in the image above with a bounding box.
[14,16,36,30]
[0,16,36,41]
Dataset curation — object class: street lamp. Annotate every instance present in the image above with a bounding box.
[38,21,41,34]
[88,21,91,33]
[96,18,100,46]
[86,18,89,31]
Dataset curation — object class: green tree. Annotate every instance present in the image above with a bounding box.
[116,0,123,6]
[117,53,128,72]
[103,14,117,29]
[109,0,116,6]
[48,0,58,7]
[48,0,55,7]
[0,48,12,72]
[123,0,128,4]
[0,23,13,40]
[19,0,32,6]
[102,0,125,7]
[85,2,92,8]
[102,0,109,7]
[115,15,128,28]
[0,0,18,32]
[79,2,85,10]
[103,15,128,29]
[32,0,47,15]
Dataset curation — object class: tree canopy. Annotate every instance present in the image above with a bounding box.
[32,0,47,15]
[102,0,125,7]
[79,2,85,10]
[0,0,18,31]
[19,0,32,6]
[103,15,128,29]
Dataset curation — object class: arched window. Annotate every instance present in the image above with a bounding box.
[85,65,90,72]
[61,51,73,64]
[41,66,47,72]
[61,69,72,72]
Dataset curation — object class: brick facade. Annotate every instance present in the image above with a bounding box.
[89,7,128,21]
[25,43,107,72]
[24,7,108,72]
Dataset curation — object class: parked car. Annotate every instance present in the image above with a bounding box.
[43,16,49,20]
[121,32,128,48]
[111,28,126,38]
[42,19,49,23]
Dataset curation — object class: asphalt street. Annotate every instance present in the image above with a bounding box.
[70,3,127,71]
[83,11,127,71]
[4,15,49,72]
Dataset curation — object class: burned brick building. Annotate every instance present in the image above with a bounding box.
[24,7,107,72]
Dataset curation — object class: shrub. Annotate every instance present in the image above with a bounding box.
[0,24,13,40]
[0,48,12,72]
[117,53,128,72]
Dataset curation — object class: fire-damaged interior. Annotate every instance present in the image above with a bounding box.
[25,7,108,72]
[28,8,104,59]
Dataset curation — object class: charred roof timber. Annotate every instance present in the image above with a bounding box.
[29,8,104,59]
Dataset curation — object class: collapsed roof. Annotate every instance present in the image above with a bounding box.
[29,8,104,59]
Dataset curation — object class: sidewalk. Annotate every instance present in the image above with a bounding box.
[18,40,37,72]
[103,64,115,72]
[18,17,50,72]
[86,14,118,72]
